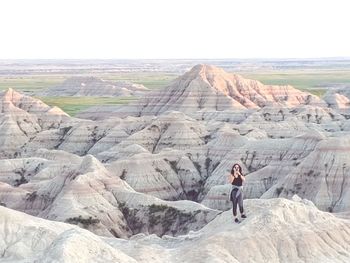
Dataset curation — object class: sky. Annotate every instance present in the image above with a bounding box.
[0,0,349,59]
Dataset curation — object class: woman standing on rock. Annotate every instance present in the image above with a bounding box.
[229,164,247,223]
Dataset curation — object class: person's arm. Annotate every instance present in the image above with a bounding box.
[239,172,246,181]
[228,174,234,184]
[237,171,245,181]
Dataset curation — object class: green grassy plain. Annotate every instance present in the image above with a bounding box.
[0,73,177,92]
[240,70,350,96]
[37,96,137,116]
[0,76,64,92]
[2,69,350,116]
[0,73,175,116]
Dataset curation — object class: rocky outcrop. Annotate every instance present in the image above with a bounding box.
[0,88,69,158]
[76,65,326,119]
[262,136,350,212]
[323,86,350,115]
[1,87,350,214]
[203,130,325,196]
[1,66,350,262]
[0,206,136,263]
[0,151,219,238]
[1,197,350,263]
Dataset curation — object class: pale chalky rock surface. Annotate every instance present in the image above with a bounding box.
[0,206,137,263]
[0,152,219,238]
[323,86,350,114]
[262,135,350,212]
[76,64,326,120]
[1,64,350,262]
[0,88,69,158]
[1,197,350,263]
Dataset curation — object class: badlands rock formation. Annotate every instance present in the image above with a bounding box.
[0,150,219,238]
[1,197,350,263]
[323,86,350,115]
[0,88,69,158]
[0,206,136,263]
[77,64,326,119]
[0,65,349,214]
[39,76,148,97]
[0,64,350,262]
[262,135,350,212]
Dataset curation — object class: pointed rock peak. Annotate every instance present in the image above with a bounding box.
[189,64,226,76]
[0,88,70,117]
[5,87,14,93]
[184,64,246,88]
[123,144,149,153]
[2,88,22,101]
[47,106,69,117]
[296,129,327,141]
[79,154,108,174]
[125,64,326,117]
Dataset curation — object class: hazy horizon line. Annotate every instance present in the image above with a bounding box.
[1,57,350,62]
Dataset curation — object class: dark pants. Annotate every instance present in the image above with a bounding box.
[231,189,244,216]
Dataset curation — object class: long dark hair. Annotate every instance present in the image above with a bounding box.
[231,163,243,175]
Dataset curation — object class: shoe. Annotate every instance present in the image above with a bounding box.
[241,214,247,219]
[234,218,240,223]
